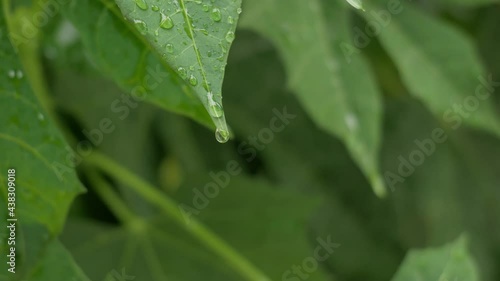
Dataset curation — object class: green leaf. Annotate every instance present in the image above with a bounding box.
[0,3,84,279]
[60,0,213,129]
[240,0,385,196]
[28,240,91,281]
[113,0,242,139]
[62,176,330,281]
[391,236,480,281]
[363,3,500,137]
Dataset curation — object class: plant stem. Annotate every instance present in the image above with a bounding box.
[86,152,271,281]
[84,168,138,225]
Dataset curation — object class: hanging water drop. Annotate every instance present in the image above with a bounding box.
[210,8,222,22]
[135,0,148,10]
[160,13,174,29]
[225,31,235,43]
[215,128,229,143]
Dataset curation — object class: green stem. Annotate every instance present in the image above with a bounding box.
[86,152,271,281]
[84,168,138,226]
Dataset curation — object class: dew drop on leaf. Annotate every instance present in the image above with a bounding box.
[189,75,198,86]
[227,16,234,24]
[160,13,174,29]
[177,67,187,79]
[210,8,222,22]
[166,43,174,53]
[236,7,242,14]
[134,0,148,10]
[133,19,148,34]
[225,31,235,43]
[207,92,224,118]
[151,5,159,11]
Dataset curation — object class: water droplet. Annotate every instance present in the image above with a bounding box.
[237,7,242,14]
[135,0,148,10]
[210,8,222,22]
[7,70,15,78]
[225,31,235,43]
[202,4,209,11]
[152,5,159,11]
[207,92,224,118]
[227,16,234,24]
[189,75,198,86]
[134,20,148,34]
[160,13,174,29]
[16,70,23,79]
[166,43,174,53]
[215,128,229,143]
[177,67,187,79]
[207,50,213,57]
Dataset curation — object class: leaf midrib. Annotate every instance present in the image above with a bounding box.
[97,0,200,101]
[178,0,211,93]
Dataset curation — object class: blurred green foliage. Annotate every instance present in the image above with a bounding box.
[1,0,500,280]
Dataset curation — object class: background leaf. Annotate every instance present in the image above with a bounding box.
[0,3,85,279]
[362,2,500,137]
[239,0,385,196]
[391,236,480,281]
